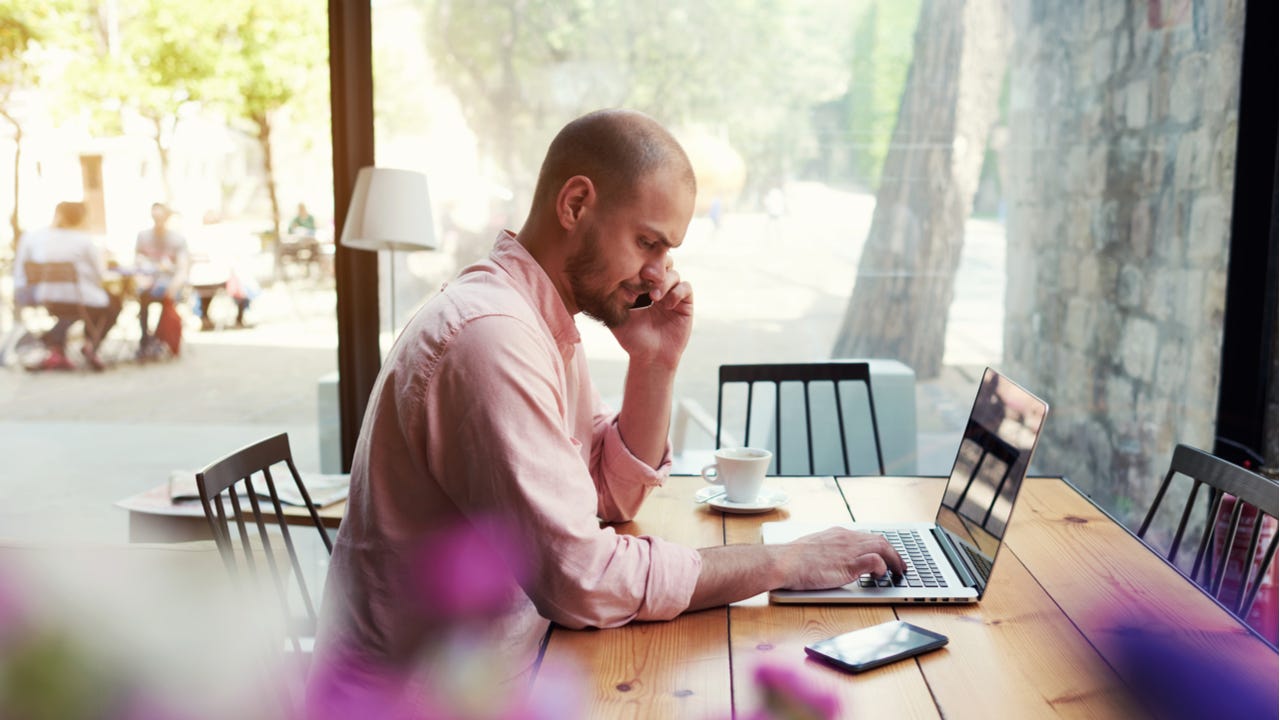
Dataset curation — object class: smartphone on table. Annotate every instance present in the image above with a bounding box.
[805,620,948,673]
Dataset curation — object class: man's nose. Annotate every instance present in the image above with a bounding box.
[640,255,666,287]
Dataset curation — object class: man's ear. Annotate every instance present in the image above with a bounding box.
[556,176,595,230]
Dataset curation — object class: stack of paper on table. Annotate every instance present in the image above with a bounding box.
[167,470,350,508]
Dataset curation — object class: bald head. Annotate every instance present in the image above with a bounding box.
[531,109,695,217]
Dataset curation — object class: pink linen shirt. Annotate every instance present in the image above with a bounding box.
[316,231,703,684]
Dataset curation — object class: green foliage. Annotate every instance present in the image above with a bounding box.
[423,0,859,202]
[94,0,236,122]
[222,0,325,127]
[839,0,921,189]
[0,0,80,107]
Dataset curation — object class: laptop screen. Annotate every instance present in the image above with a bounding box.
[934,368,1048,586]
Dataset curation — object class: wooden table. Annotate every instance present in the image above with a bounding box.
[534,475,1280,718]
[116,482,346,543]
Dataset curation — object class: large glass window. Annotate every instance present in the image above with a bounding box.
[0,0,335,542]
[371,1,1253,532]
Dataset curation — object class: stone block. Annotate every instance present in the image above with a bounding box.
[1076,252,1100,296]
[1120,315,1159,380]
[1125,80,1149,129]
[1067,200,1093,252]
[1128,200,1152,258]
[1212,119,1238,192]
[1096,303,1124,350]
[1106,373,1136,419]
[1187,195,1228,260]
[1065,297,1094,349]
[1206,51,1243,117]
[1148,272,1176,322]
[1140,147,1166,196]
[1151,193,1181,261]
[1116,264,1144,309]
[1091,35,1112,85]
[1170,53,1208,124]
[1058,251,1079,292]
[1176,269,1207,325]
[1092,200,1119,251]
[1154,335,1190,397]
[1177,128,1213,190]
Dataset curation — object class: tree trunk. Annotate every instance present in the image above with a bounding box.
[255,112,282,243]
[831,0,1011,379]
[1,108,21,251]
[151,115,172,203]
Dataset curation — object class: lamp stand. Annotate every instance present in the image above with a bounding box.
[387,251,397,354]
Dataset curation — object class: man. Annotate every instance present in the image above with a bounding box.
[13,201,121,371]
[287,202,317,237]
[314,110,903,697]
[134,202,188,357]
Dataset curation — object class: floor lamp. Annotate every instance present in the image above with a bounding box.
[339,167,437,354]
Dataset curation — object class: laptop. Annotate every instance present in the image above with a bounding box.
[762,367,1048,604]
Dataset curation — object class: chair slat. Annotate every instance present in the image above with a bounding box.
[1136,443,1279,643]
[194,433,337,665]
[717,362,885,477]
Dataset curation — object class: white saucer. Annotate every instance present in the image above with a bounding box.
[705,488,790,514]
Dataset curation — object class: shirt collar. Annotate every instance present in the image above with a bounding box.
[489,230,581,352]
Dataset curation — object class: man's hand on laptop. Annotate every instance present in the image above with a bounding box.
[779,527,906,590]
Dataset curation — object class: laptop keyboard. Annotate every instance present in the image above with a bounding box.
[858,530,949,589]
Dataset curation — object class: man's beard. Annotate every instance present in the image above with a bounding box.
[565,224,636,328]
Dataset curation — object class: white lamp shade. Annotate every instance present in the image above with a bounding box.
[339,167,437,252]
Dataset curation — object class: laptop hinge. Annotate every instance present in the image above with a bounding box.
[932,527,979,589]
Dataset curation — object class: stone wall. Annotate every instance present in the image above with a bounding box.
[1003,0,1246,522]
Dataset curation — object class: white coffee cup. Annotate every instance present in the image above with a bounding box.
[701,447,772,503]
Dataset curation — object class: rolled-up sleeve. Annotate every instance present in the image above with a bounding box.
[420,315,700,629]
[591,408,673,522]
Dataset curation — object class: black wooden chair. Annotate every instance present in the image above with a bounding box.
[195,433,334,658]
[1137,444,1279,628]
[21,261,110,364]
[715,362,886,476]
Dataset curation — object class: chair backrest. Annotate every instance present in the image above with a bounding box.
[23,261,80,303]
[1137,444,1279,621]
[195,432,334,654]
[716,362,886,475]
[25,260,80,284]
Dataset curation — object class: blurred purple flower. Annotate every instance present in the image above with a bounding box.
[1110,625,1275,719]
[305,645,443,720]
[409,515,531,622]
[746,663,841,720]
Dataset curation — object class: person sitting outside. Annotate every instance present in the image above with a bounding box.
[13,201,122,371]
[287,202,317,238]
[133,202,189,358]
[310,109,904,706]
[189,211,255,330]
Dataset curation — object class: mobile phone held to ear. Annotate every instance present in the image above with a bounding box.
[804,620,948,673]
[631,293,653,309]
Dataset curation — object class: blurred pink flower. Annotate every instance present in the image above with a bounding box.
[409,514,531,622]
[305,645,443,720]
[746,663,841,720]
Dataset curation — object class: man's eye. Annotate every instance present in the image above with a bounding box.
[639,238,656,250]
